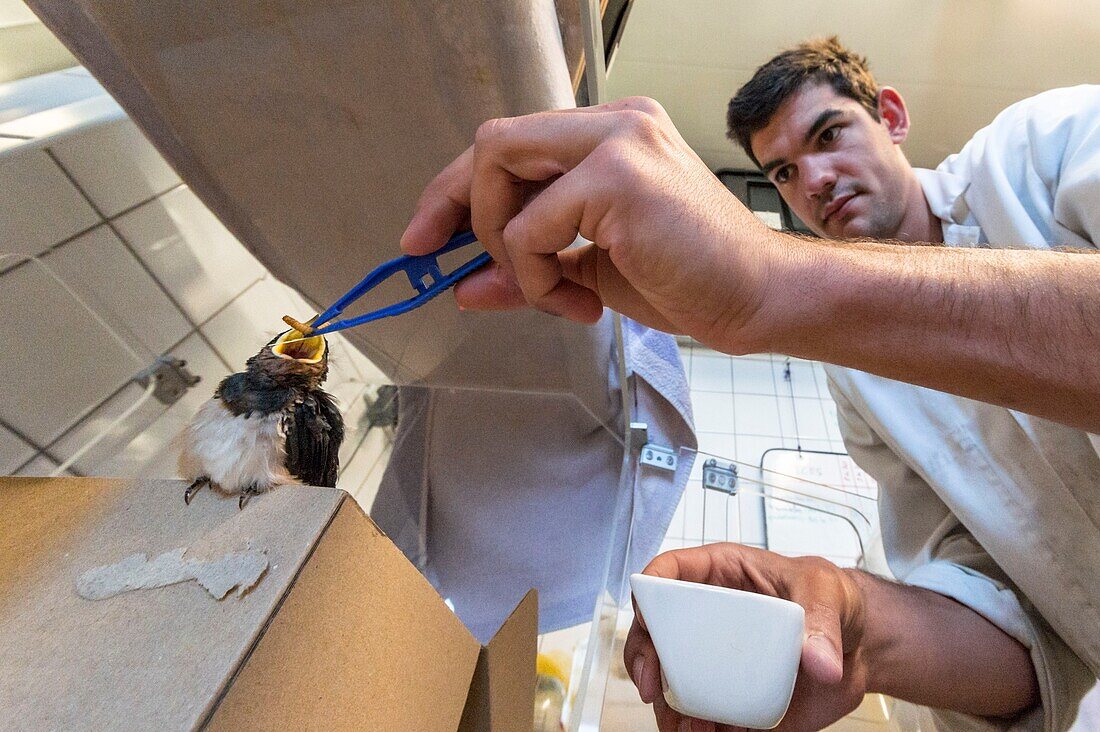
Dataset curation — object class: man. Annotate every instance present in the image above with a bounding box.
[624,39,1100,730]
[705,38,1098,730]
[402,41,1100,731]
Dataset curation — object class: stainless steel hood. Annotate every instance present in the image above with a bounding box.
[25,0,614,401]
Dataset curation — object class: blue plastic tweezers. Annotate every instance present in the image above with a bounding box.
[298,231,492,337]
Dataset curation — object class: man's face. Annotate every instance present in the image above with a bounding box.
[750,83,910,239]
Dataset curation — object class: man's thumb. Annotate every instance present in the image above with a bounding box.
[802,632,844,685]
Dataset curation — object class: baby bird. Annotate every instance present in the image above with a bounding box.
[179,329,344,508]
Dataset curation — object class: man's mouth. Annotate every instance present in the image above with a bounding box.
[821,193,858,227]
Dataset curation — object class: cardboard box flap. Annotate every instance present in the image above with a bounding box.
[0,477,344,730]
[459,589,538,732]
[1,480,538,730]
[206,496,483,731]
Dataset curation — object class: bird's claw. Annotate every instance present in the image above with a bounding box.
[184,477,209,505]
[238,484,263,510]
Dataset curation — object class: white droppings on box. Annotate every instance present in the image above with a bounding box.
[76,546,268,600]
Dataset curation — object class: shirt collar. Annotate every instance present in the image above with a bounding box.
[914,167,972,225]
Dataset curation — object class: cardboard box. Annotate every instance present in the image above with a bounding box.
[0,477,536,730]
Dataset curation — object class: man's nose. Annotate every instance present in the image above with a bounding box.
[803,159,837,201]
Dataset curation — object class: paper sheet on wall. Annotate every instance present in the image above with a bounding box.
[761,449,881,569]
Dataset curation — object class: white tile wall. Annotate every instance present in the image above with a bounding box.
[42,225,192,354]
[679,477,703,542]
[0,146,99,258]
[0,67,107,125]
[733,434,784,469]
[823,400,843,442]
[728,357,777,396]
[733,393,783,437]
[1,68,391,488]
[0,255,145,445]
[796,438,838,453]
[0,423,35,474]
[45,328,228,477]
[200,276,309,367]
[15,454,65,477]
[671,344,856,554]
[331,382,371,455]
[774,359,820,399]
[114,186,265,324]
[340,427,393,509]
[83,333,229,478]
[50,118,181,217]
[695,431,736,461]
[0,95,123,140]
[46,381,160,476]
[689,390,735,433]
[790,397,831,441]
[688,354,732,392]
[702,488,735,543]
[775,396,800,443]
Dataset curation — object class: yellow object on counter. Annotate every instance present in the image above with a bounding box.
[537,650,571,686]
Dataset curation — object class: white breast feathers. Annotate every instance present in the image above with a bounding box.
[177,398,301,495]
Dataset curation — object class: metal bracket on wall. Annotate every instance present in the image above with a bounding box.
[639,443,678,472]
[134,356,201,406]
[631,422,678,471]
[702,458,738,494]
[365,384,399,430]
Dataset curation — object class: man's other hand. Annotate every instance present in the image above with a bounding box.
[623,544,868,732]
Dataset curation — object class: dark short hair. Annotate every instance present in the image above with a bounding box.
[727,37,880,167]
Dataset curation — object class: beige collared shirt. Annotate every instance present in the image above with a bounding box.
[827,86,1100,731]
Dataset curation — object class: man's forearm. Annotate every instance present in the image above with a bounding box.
[758,237,1100,432]
[847,569,1038,718]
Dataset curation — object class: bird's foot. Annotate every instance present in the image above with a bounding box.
[184,476,210,505]
[238,483,265,510]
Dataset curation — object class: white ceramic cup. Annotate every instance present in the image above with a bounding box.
[630,573,805,729]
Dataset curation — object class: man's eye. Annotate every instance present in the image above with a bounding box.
[774,167,790,184]
[821,126,839,144]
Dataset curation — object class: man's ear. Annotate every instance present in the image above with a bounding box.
[877,87,910,144]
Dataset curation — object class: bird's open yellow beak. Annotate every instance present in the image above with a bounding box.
[272,328,326,363]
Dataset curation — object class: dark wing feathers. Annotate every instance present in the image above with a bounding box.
[283,391,345,487]
[216,372,248,402]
